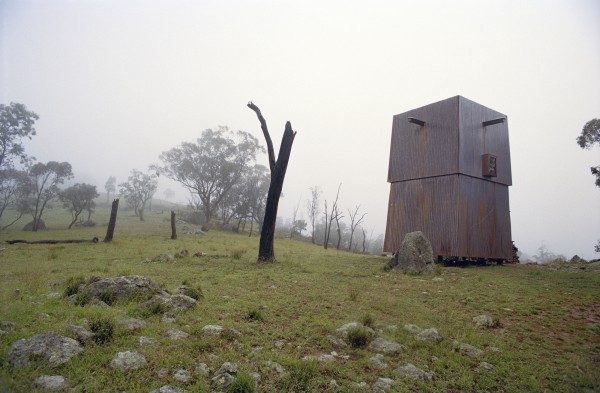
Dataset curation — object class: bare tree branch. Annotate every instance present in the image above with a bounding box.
[247,102,276,172]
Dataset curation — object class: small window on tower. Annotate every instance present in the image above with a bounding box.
[482,154,497,177]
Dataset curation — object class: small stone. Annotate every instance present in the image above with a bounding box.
[432,277,444,282]
[265,360,285,374]
[138,336,157,347]
[173,369,192,383]
[216,362,238,375]
[34,375,69,391]
[8,331,83,369]
[488,346,501,353]
[0,321,16,331]
[477,362,496,372]
[369,337,404,354]
[353,382,368,388]
[274,339,286,349]
[403,324,422,334]
[67,325,95,344]
[119,318,146,331]
[473,314,497,328]
[327,335,347,348]
[329,379,338,387]
[370,353,388,370]
[211,372,234,391]
[110,350,147,372]
[251,372,261,384]
[202,324,223,336]
[315,353,336,362]
[195,363,210,376]
[162,313,176,323]
[395,363,434,381]
[38,312,50,319]
[149,385,185,393]
[47,292,62,299]
[165,329,189,340]
[375,377,394,390]
[157,368,170,379]
[153,254,174,262]
[453,341,484,358]
[415,328,442,343]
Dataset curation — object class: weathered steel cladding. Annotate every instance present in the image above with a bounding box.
[383,175,512,259]
[385,96,512,259]
[388,96,511,186]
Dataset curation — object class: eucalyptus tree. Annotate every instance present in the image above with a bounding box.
[104,176,116,203]
[20,161,73,231]
[155,126,262,227]
[59,183,99,228]
[576,118,600,187]
[118,169,157,221]
[0,102,38,227]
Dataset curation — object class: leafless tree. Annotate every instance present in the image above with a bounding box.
[247,102,297,262]
[323,183,341,250]
[334,205,345,249]
[290,199,301,239]
[347,205,367,251]
[305,185,321,244]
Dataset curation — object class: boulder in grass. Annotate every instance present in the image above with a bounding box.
[8,331,83,369]
[388,231,435,274]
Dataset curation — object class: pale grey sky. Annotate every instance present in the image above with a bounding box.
[1,0,599,258]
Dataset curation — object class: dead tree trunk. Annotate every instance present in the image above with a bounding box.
[170,210,177,240]
[103,199,119,243]
[248,102,296,263]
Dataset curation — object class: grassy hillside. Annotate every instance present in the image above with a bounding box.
[0,207,598,392]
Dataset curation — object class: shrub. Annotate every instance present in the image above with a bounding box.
[360,313,375,328]
[88,316,115,344]
[348,287,360,301]
[231,249,246,260]
[347,326,371,348]
[98,290,116,306]
[75,287,90,306]
[149,302,166,315]
[246,309,264,322]
[277,360,319,392]
[182,286,203,300]
[64,276,86,297]
[229,372,256,393]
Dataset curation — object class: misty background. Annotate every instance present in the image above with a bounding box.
[1,0,599,259]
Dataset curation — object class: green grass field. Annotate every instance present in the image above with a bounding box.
[0,206,599,392]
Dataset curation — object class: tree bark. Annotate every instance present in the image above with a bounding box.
[248,102,296,262]
[103,199,119,242]
[171,210,177,240]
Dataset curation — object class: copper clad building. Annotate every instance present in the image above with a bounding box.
[384,96,513,260]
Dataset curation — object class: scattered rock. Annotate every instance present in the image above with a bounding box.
[388,231,435,274]
[374,377,394,391]
[472,314,498,328]
[202,324,224,336]
[109,350,147,371]
[38,312,50,319]
[211,373,234,391]
[265,361,285,374]
[8,331,83,369]
[335,322,375,340]
[432,277,444,282]
[403,324,423,334]
[157,368,170,379]
[153,254,175,262]
[216,362,238,375]
[394,363,434,381]
[195,363,210,376]
[303,353,336,362]
[137,336,157,347]
[47,292,62,299]
[0,321,16,331]
[149,385,186,393]
[179,249,189,257]
[415,328,442,343]
[453,340,484,358]
[369,337,404,354]
[477,362,496,372]
[327,335,348,348]
[34,375,69,391]
[162,313,176,323]
[173,369,192,383]
[370,354,388,370]
[119,318,146,331]
[142,294,197,313]
[85,275,167,303]
[165,329,189,340]
[67,325,95,344]
[274,339,286,349]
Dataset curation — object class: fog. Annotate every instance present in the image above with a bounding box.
[2,0,599,258]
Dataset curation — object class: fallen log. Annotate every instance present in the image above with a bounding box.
[6,237,99,245]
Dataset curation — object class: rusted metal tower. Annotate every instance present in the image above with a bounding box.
[384,96,512,260]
